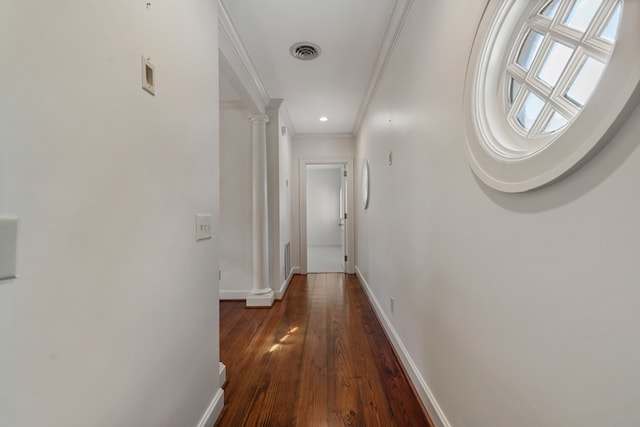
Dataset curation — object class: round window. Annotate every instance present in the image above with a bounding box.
[464,0,640,192]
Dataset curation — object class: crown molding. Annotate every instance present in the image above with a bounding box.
[218,0,270,114]
[266,99,297,137]
[266,98,284,111]
[294,132,355,140]
[352,0,414,137]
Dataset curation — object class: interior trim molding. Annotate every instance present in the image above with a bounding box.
[220,270,295,301]
[355,266,451,427]
[299,157,355,275]
[218,0,270,114]
[352,0,414,136]
[219,290,252,301]
[276,269,296,300]
[294,132,355,140]
[219,362,227,386]
[195,388,225,427]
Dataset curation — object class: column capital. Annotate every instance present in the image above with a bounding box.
[249,114,269,124]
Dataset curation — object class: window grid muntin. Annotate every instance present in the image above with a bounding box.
[540,0,561,19]
[564,56,607,106]
[464,0,639,193]
[506,0,620,138]
[516,30,544,70]
[543,110,569,132]
[562,0,603,32]
[598,3,622,42]
[536,40,574,87]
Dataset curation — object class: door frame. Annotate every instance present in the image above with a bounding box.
[299,157,354,274]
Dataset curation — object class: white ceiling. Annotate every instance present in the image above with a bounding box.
[220,0,398,135]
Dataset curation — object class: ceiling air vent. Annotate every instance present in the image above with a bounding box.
[290,42,321,61]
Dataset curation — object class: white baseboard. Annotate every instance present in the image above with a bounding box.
[275,268,296,299]
[221,268,301,302]
[196,387,224,427]
[355,266,451,427]
[219,290,251,300]
[246,290,275,307]
[219,362,226,385]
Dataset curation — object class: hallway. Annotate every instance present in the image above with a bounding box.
[217,273,432,426]
[307,245,344,273]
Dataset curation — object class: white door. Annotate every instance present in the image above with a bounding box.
[306,164,345,273]
[299,157,354,275]
[339,166,347,272]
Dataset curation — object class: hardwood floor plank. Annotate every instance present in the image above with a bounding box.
[220,305,284,425]
[296,275,331,426]
[252,278,307,427]
[216,273,433,427]
[343,276,395,427]
[347,276,433,427]
[219,301,263,362]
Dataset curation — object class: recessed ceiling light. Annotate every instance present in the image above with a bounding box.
[319,116,328,122]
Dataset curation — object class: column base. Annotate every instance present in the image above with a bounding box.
[246,290,275,308]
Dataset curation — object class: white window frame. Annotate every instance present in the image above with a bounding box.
[464,0,640,193]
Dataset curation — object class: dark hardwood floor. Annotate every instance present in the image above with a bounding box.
[216,273,433,427]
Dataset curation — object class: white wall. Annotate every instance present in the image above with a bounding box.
[219,103,253,299]
[291,135,355,271]
[356,1,640,427]
[307,167,343,246]
[278,114,293,283]
[0,2,222,426]
[219,102,293,298]
[265,101,290,295]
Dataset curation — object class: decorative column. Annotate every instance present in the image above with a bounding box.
[246,115,275,307]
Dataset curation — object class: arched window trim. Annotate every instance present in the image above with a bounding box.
[464,0,640,193]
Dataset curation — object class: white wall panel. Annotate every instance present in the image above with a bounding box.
[278,114,293,285]
[355,1,640,426]
[0,1,221,425]
[219,104,254,298]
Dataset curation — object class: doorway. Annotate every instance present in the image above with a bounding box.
[299,158,354,274]
[306,164,345,272]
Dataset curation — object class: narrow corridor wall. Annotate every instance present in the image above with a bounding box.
[0,1,222,425]
[277,112,293,288]
[355,1,640,426]
[219,103,254,299]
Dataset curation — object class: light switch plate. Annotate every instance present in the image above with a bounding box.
[196,214,212,241]
[0,217,18,280]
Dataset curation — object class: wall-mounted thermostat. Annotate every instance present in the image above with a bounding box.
[142,56,155,95]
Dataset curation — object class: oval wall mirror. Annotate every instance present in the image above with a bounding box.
[361,159,370,209]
